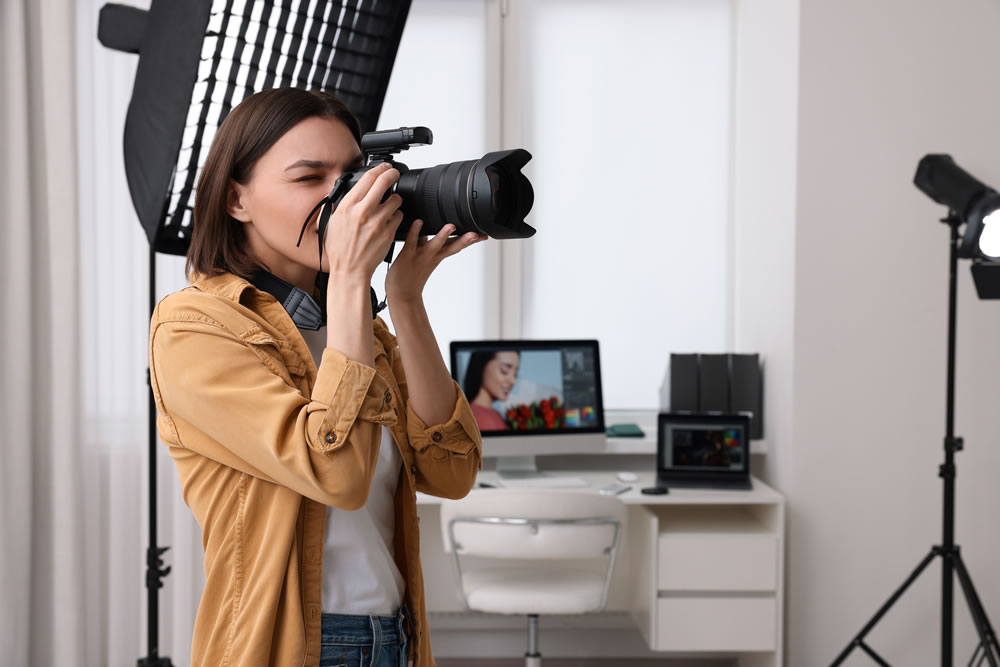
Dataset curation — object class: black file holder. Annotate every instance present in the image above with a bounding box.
[668,353,764,440]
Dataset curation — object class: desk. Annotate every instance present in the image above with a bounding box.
[417,472,784,667]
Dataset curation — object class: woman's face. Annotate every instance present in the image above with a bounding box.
[227,116,363,289]
[482,351,519,401]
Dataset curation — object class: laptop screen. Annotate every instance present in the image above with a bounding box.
[450,340,604,435]
[657,414,750,477]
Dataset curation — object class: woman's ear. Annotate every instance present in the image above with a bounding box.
[227,182,252,223]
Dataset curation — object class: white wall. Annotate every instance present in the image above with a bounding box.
[787,0,1000,664]
[731,0,800,493]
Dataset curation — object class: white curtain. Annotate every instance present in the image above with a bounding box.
[2,0,203,664]
[1,0,86,663]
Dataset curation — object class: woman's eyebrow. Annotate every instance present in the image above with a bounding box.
[284,154,364,171]
[284,159,330,171]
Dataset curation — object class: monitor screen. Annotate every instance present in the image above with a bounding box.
[662,424,745,471]
[656,414,750,476]
[450,340,605,436]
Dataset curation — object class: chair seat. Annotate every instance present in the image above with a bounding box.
[462,565,606,615]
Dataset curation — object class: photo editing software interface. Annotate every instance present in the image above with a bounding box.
[663,424,746,471]
[452,341,602,435]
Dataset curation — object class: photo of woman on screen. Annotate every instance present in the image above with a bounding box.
[463,350,520,431]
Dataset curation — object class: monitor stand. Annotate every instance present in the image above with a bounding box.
[495,455,551,481]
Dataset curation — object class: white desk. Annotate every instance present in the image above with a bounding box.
[417,472,784,667]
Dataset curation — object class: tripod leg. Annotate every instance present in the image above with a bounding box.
[967,643,980,667]
[858,642,892,666]
[831,549,938,666]
[953,551,1000,666]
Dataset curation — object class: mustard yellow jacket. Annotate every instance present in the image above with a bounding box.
[148,271,482,666]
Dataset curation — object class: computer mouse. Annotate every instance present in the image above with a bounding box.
[616,472,639,483]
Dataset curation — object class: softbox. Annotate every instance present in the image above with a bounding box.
[99,0,412,256]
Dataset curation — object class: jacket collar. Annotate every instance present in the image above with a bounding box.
[189,271,258,303]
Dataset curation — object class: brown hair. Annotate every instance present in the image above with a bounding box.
[185,87,363,281]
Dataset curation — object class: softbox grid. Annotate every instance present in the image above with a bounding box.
[158,0,410,254]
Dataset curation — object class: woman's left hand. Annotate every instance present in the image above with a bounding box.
[385,221,486,303]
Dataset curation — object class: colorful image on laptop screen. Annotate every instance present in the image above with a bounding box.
[451,342,602,434]
[667,426,745,471]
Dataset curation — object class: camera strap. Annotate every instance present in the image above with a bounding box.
[249,270,381,329]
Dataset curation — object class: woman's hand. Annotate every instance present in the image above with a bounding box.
[385,221,486,304]
[324,162,404,282]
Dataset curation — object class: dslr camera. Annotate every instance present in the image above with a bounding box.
[300,127,535,259]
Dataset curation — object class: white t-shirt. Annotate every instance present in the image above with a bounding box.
[299,326,406,615]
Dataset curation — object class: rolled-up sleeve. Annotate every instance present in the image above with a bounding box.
[405,379,483,499]
[311,347,397,451]
[150,314,396,509]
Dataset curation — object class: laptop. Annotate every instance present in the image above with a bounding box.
[656,413,752,490]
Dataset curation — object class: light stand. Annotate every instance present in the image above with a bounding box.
[139,247,173,667]
[831,213,1000,666]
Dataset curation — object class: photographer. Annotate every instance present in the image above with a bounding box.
[148,87,484,667]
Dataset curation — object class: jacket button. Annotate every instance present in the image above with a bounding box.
[410,465,416,475]
[324,432,337,444]
[384,390,392,404]
[432,431,443,443]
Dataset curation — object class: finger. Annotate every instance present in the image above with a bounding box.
[372,210,402,259]
[360,166,401,212]
[426,224,455,254]
[375,192,404,219]
[395,220,421,258]
[393,209,405,227]
[441,231,485,258]
[370,197,405,230]
[339,162,393,207]
[404,219,424,247]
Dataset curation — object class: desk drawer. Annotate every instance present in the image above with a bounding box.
[656,597,776,651]
[658,533,777,592]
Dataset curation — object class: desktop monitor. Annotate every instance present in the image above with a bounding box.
[450,340,607,463]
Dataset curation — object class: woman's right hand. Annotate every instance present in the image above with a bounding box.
[323,162,404,282]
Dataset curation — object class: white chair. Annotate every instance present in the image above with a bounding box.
[440,488,627,667]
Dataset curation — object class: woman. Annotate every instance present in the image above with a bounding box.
[463,350,520,431]
[148,88,484,667]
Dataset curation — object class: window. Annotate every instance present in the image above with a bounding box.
[504,0,734,408]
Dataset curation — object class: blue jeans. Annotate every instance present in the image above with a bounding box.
[319,603,412,667]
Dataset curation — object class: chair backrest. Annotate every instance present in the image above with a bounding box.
[439,488,626,560]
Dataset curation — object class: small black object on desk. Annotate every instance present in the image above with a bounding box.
[477,482,496,488]
[641,486,669,495]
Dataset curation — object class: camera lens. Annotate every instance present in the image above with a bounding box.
[393,149,535,240]
[318,147,535,244]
